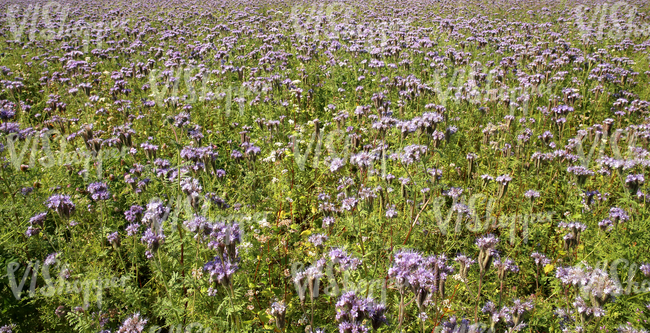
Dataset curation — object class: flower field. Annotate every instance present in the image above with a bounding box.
[1,0,650,332]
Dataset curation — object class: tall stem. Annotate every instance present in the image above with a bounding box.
[228,284,242,332]
[498,280,504,309]
[310,293,315,333]
[398,291,405,332]
[474,271,484,322]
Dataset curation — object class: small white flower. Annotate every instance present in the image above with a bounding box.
[452,273,465,282]
[258,219,270,228]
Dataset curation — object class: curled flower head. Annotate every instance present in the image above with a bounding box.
[45,194,75,219]
[44,252,59,266]
[524,190,540,199]
[141,199,169,228]
[87,182,110,201]
[107,232,120,246]
[140,228,165,252]
[308,233,328,247]
[117,313,147,333]
[204,255,238,288]
[494,258,519,281]
[29,212,47,226]
[609,207,629,224]
[454,254,476,280]
[476,234,499,272]
[531,252,551,267]
[329,248,361,271]
[495,174,512,186]
[270,301,286,330]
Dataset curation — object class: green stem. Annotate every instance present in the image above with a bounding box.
[475,271,484,322]
[228,283,242,332]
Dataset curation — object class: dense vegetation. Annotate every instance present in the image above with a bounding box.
[0,0,650,332]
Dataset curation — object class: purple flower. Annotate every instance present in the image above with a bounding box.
[87,182,110,201]
[107,232,120,246]
[126,223,140,236]
[0,324,16,333]
[183,215,208,234]
[350,152,376,169]
[322,216,335,228]
[398,145,428,165]
[174,111,191,128]
[552,104,574,115]
[428,168,443,181]
[29,212,47,226]
[598,219,613,231]
[205,222,241,262]
[476,234,499,252]
[439,316,476,333]
[385,205,398,218]
[330,158,345,172]
[335,290,384,331]
[45,194,75,219]
[567,166,594,176]
[481,174,494,182]
[482,301,498,315]
[230,149,243,159]
[387,249,443,307]
[476,234,499,272]
[141,228,165,252]
[44,252,58,266]
[141,199,169,227]
[495,174,512,186]
[204,255,239,287]
[524,190,540,199]
[626,174,644,185]
[308,233,328,247]
[531,252,551,267]
[140,142,158,159]
[444,187,463,199]
[559,221,587,249]
[181,177,203,208]
[340,197,358,211]
[329,248,361,271]
[25,226,41,237]
[293,260,326,303]
[454,254,476,280]
[124,205,143,223]
[205,193,229,209]
[21,187,33,196]
[494,258,519,281]
[117,313,147,333]
[609,207,629,224]
[338,321,369,333]
[270,301,286,330]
